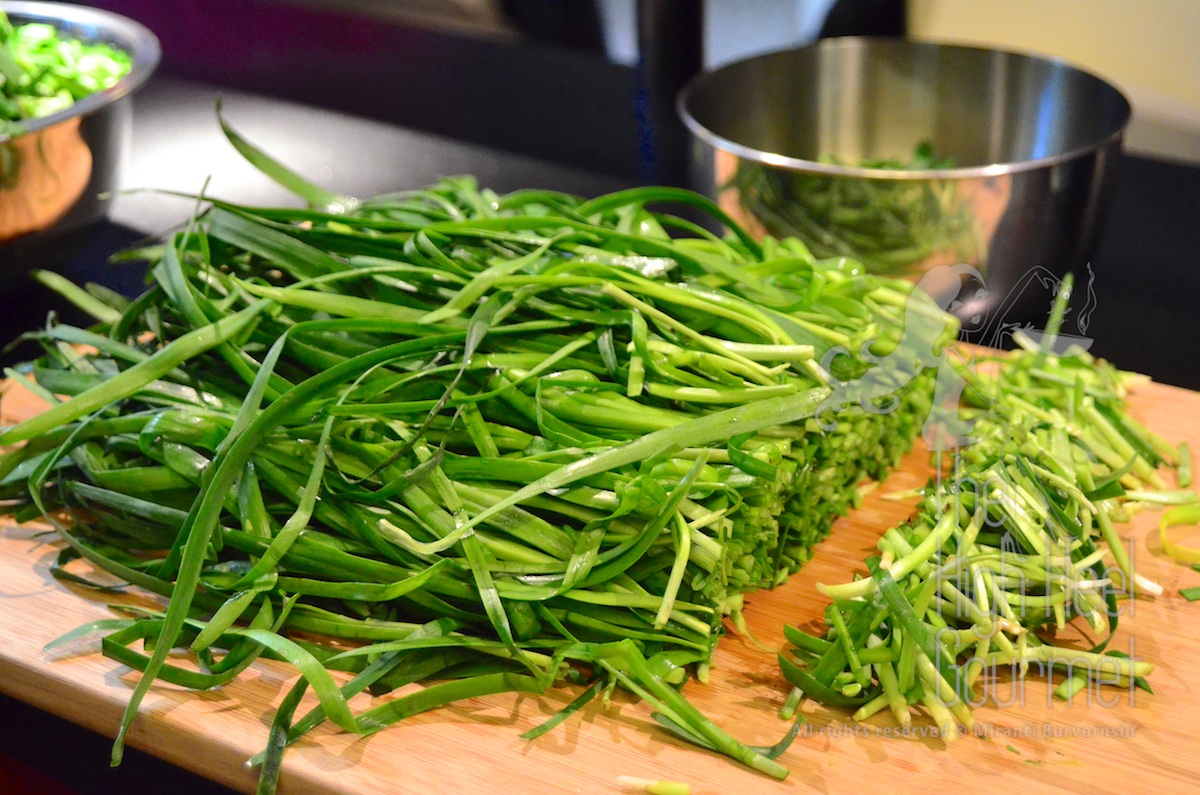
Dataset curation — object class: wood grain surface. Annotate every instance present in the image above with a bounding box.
[1,371,1198,795]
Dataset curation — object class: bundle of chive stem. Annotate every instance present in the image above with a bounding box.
[0,118,949,790]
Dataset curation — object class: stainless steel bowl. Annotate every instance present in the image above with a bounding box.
[0,1,159,248]
[678,38,1131,323]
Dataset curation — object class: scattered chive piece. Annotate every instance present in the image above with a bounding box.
[1105,650,1154,694]
[779,685,804,721]
[1180,441,1193,488]
[1053,674,1089,702]
[1159,504,1200,565]
[1007,744,1020,755]
[617,776,691,795]
[1181,587,1200,602]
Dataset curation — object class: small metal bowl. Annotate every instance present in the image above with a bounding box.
[679,38,1131,324]
[0,1,159,248]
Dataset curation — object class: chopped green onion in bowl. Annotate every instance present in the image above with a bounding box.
[727,142,975,277]
[0,10,132,137]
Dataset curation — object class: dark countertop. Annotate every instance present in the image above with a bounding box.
[0,69,1198,795]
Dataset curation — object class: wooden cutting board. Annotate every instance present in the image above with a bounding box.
[2,374,1199,795]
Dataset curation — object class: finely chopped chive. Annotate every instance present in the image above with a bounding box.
[0,12,132,137]
[1181,587,1200,602]
[780,283,1173,733]
[0,114,948,790]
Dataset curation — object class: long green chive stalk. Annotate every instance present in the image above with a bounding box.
[779,282,1182,733]
[0,118,950,790]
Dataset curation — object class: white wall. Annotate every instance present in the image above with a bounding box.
[909,0,1200,164]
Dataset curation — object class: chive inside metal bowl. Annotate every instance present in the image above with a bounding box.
[678,37,1132,325]
[0,1,159,248]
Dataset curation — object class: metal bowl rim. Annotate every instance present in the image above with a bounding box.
[0,0,160,142]
[677,37,1133,181]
